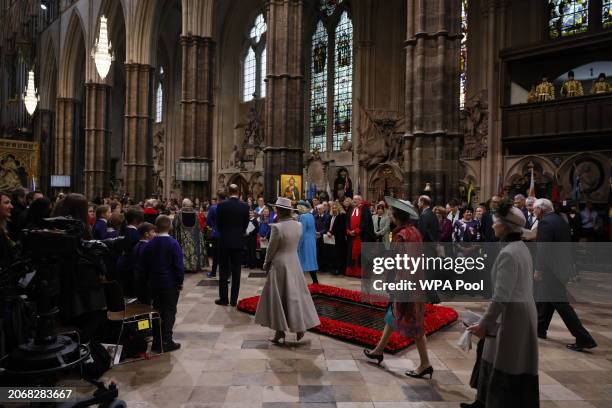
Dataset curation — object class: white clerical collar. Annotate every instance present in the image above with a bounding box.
[100,218,108,224]
[158,232,170,237]
[127,225,138,230]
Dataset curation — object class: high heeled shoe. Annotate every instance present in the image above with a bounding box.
[363,349,384,365]
[296,331,305,341]
[405,366,434,379]
[269,331,285,344]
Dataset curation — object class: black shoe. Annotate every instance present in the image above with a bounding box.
[567,341,597,352]
[363,349,384,365]
[163,341,181,352]
[405,366,434,379]
[215,299,229,306]
[207,272,216,278]
[537,332,547,340]
[230,301,237,307]
[460,401,484,408]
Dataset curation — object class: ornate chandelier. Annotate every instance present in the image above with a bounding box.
[23,69,39,115]
[92,15,113,80]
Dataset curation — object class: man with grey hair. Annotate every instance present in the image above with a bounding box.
[533,198,597,351]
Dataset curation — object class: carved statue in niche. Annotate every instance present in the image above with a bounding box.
[152,128,165,197]
[217,174,226,191]
[460,97,488,160]
[306,145,329,194]
[234,100,265,169]
[228,145,245,170]
[356,99,404,168]
[340,136,352,152]
[249,173,264,199]
[333,168,353,200]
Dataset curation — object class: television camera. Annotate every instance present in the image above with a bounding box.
[0,217,127,407]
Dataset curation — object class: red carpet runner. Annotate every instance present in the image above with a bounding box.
[237,283,458,353]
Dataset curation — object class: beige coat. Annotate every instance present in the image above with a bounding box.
[254,219,320,332]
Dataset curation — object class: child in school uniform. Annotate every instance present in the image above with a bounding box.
[117,207,145,296]
[143,215,183,352]
[93,205,111,239]
[133,222,156,305]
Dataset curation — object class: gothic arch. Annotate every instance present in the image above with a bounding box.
[40,38,58,110]
[504,155,556,184]
[59,10,86,98]
[95,0,128,77]
[228,173,250,198]
[128,1,157,64]
[368,163,403,201]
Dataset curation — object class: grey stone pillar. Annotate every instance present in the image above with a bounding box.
[263,0,305,203]
[403,0,462,204]
[84,83,111,199]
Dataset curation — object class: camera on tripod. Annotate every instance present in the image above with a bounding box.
[0,217,127,407]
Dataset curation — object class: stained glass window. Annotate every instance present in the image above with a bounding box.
[604,0,612,28]
[250,14,267,42]
[155,83,163,123]
[310,21,328,152]
[309,4,353,152]
[460,0,467,109]
[333,11,353,151]
[320,0,343,16]
[549,0,589,38]
[243,13,267,101]
[243,48,256,101]
[260,48,267,98]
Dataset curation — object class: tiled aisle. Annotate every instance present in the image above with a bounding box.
[84,270,612,407]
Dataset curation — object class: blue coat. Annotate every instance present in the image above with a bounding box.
[298,212,318,272]
[92,219,108,240]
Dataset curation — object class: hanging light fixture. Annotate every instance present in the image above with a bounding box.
[92,15,113,80]
[23,69,39,116]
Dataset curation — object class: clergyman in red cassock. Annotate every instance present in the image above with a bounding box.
[346,196,376,277]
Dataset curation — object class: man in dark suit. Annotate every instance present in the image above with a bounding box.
[215,184,250,306]
[534,198,597,351]
[416,195,439,243]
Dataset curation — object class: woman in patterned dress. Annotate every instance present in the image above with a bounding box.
[172,198,208,272]
[363,197,433,379]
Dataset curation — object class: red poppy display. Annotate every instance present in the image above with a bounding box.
[237,283,458,353]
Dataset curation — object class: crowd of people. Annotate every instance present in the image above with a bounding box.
[0,184,606,407]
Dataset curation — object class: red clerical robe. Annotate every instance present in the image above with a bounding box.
[346,205,363,277]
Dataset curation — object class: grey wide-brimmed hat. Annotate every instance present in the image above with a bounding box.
[384,196,419,220]
[270,196,297,211]
[493,205,526,233]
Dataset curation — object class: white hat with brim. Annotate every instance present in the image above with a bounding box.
[270,196,297,211]
[384,196,419,220]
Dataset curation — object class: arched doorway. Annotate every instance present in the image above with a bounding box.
[229,173,250,199]
[368,164,403,202]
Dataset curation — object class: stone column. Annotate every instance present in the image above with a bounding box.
[54,98,77,182]
[180,35,215,199]
[37,109,54,195]
[124,63,154,200]
[263,0,305,203]
[84,83,111,199]
[403,0,461,203]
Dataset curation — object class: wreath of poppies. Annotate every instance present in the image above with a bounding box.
[237,283,458,353]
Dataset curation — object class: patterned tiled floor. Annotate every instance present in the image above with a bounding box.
[70,269,612,407]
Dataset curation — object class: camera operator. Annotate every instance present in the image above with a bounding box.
[0,192,15,268]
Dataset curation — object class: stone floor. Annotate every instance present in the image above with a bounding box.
[71,269,612,407]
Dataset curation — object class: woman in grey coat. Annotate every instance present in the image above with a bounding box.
[372,203,391,249]
[465,200,539,408]
[255,197,321,344]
